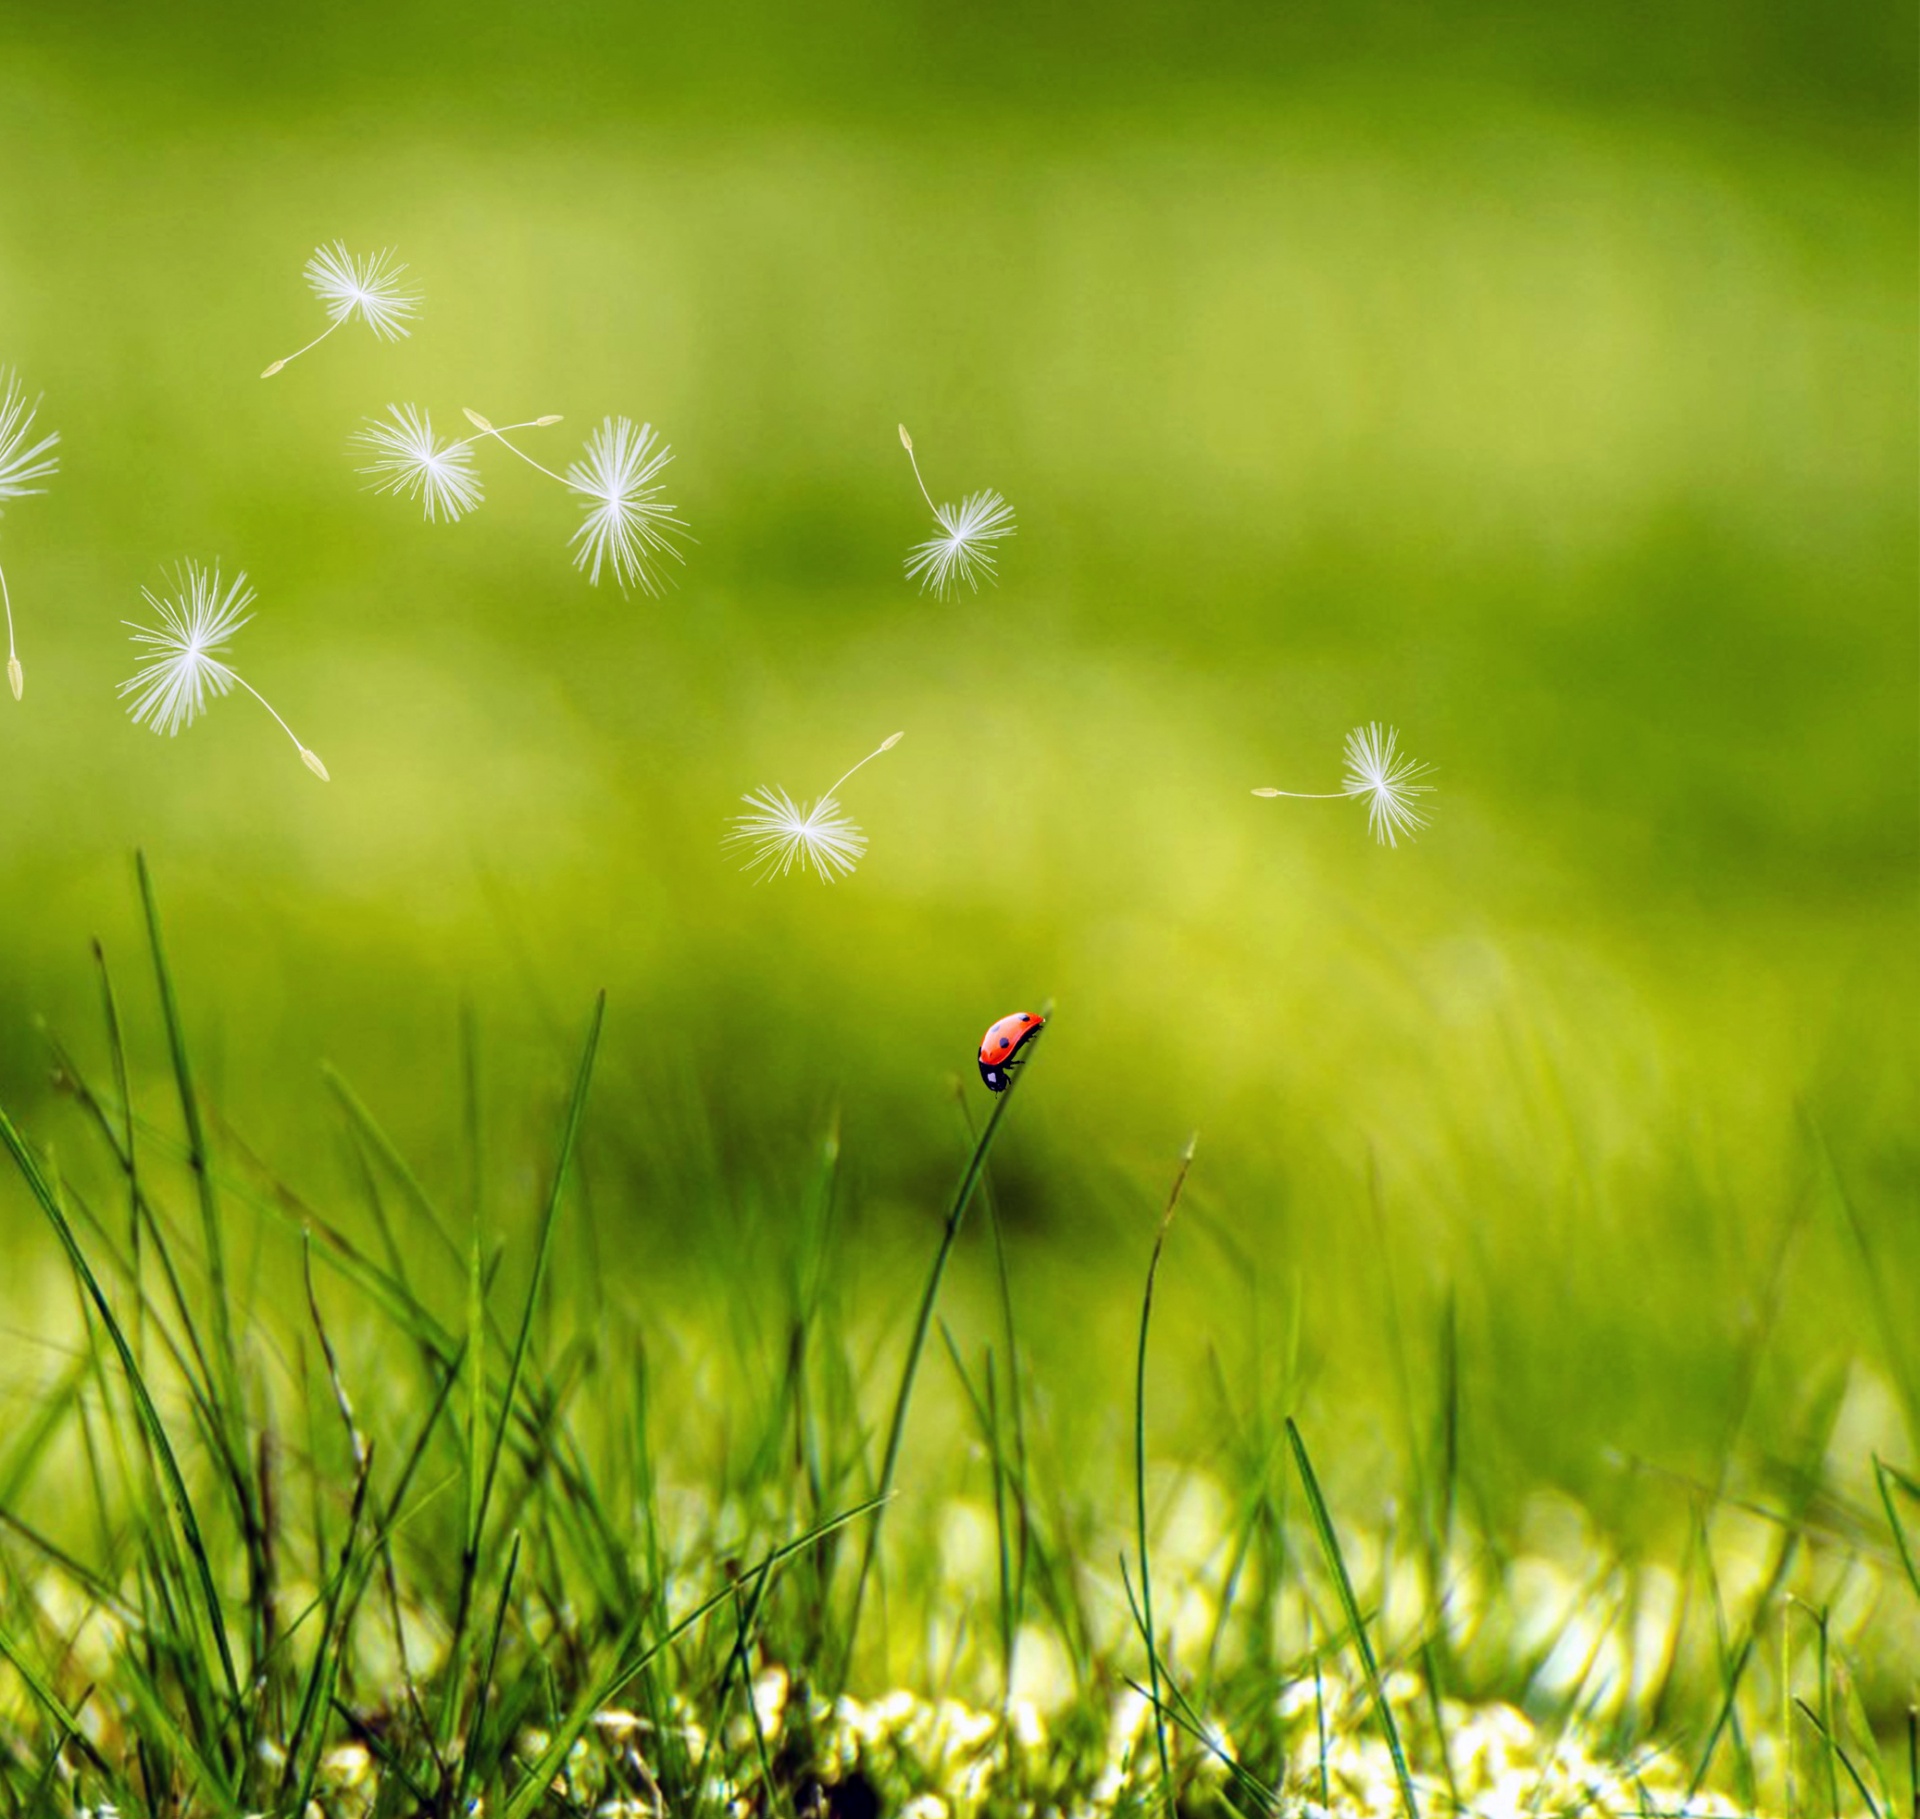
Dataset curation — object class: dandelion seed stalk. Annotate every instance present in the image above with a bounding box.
[899,423,938,514]
[261,315,345,379]
[4,567,20,701]
[462,409,572,483]
[825,728,904,798]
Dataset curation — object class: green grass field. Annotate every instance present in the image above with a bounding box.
[0,0,1913,1812]
[0,873,1914,1815]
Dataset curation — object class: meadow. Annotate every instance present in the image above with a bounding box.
[0,0,1913,1812]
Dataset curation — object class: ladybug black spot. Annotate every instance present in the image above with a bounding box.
[1022,1014,1033,1022]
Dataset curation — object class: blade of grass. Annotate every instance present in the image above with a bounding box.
[135,854,240,1425]
[475,992,603,1560]
[1796,1698,1888,1819]
[455,1530,523,1817]
[1287,1415,1422,1819]
[441,993,603,1763]
[1134,1132,1198,1809]
[1688,1526,1799,1800]
[1876,1457,1920,1602]
[1120,1669,1278,1813]
[955,1082,1032,1668]
[1806,1113,1920,1449]
[135,855,274,1730]
[0,1623,92,1751]
[282,1236,377,1812]
[0,1101,241,1708]
[840,1012,1049,1678]
[1906,1704,1916,1819]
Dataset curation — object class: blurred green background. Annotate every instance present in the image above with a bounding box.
[0,0,1913,1541]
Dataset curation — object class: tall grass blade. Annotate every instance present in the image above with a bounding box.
[134,854,245,1437]
[0,1101,241,1706]
[1134,1133,1197,1808]
[456,1530,522,1816]
[475,991,603,1554]
[1876,1457,1920,1602]
[442,992,602,1763]
[841,1014,1048,1674]
[1288,1415,1422,1819]
[1796,1698,1888,1819]
[1807,1114,1920,1448]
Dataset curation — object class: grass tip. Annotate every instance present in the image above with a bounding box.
[6,656,19,700]
[261,359,285,377]
[534,413,564,426]
[462,408,494,432]
[898,423,914,450]
[301,748,331,782]
[1252,787,1280,797]
[880,730,905,751]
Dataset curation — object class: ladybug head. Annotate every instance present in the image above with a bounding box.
[978,1061,1009,1093]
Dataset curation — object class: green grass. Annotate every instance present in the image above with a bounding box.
[0,864,1910,1818]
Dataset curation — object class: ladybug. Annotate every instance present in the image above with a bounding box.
[978,1011,1045,1092]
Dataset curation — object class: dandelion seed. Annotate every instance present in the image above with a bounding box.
[120,561,330,780]
[352,405,483,522]
[565,416,687,594]
[725,731,903,882]
[1339,722,1433,846]
[0,369,59,701]
[452,410,684,594]
[899,424,1015,600]
[262,242,421,377]
[1252,723,1433,847]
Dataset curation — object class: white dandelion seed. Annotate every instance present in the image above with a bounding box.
[458,410,686,595]
[1253,722,1433,847]
[120,561,330,781]
[565,416,687,594]
[0,369,58,702]
[899,424,1015,599]
[725,731,904,882]
[352,404,485,523]
[262,242,421,377]
[1339,722,1434,845]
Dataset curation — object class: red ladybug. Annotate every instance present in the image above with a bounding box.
[978,1011,1045,1092]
